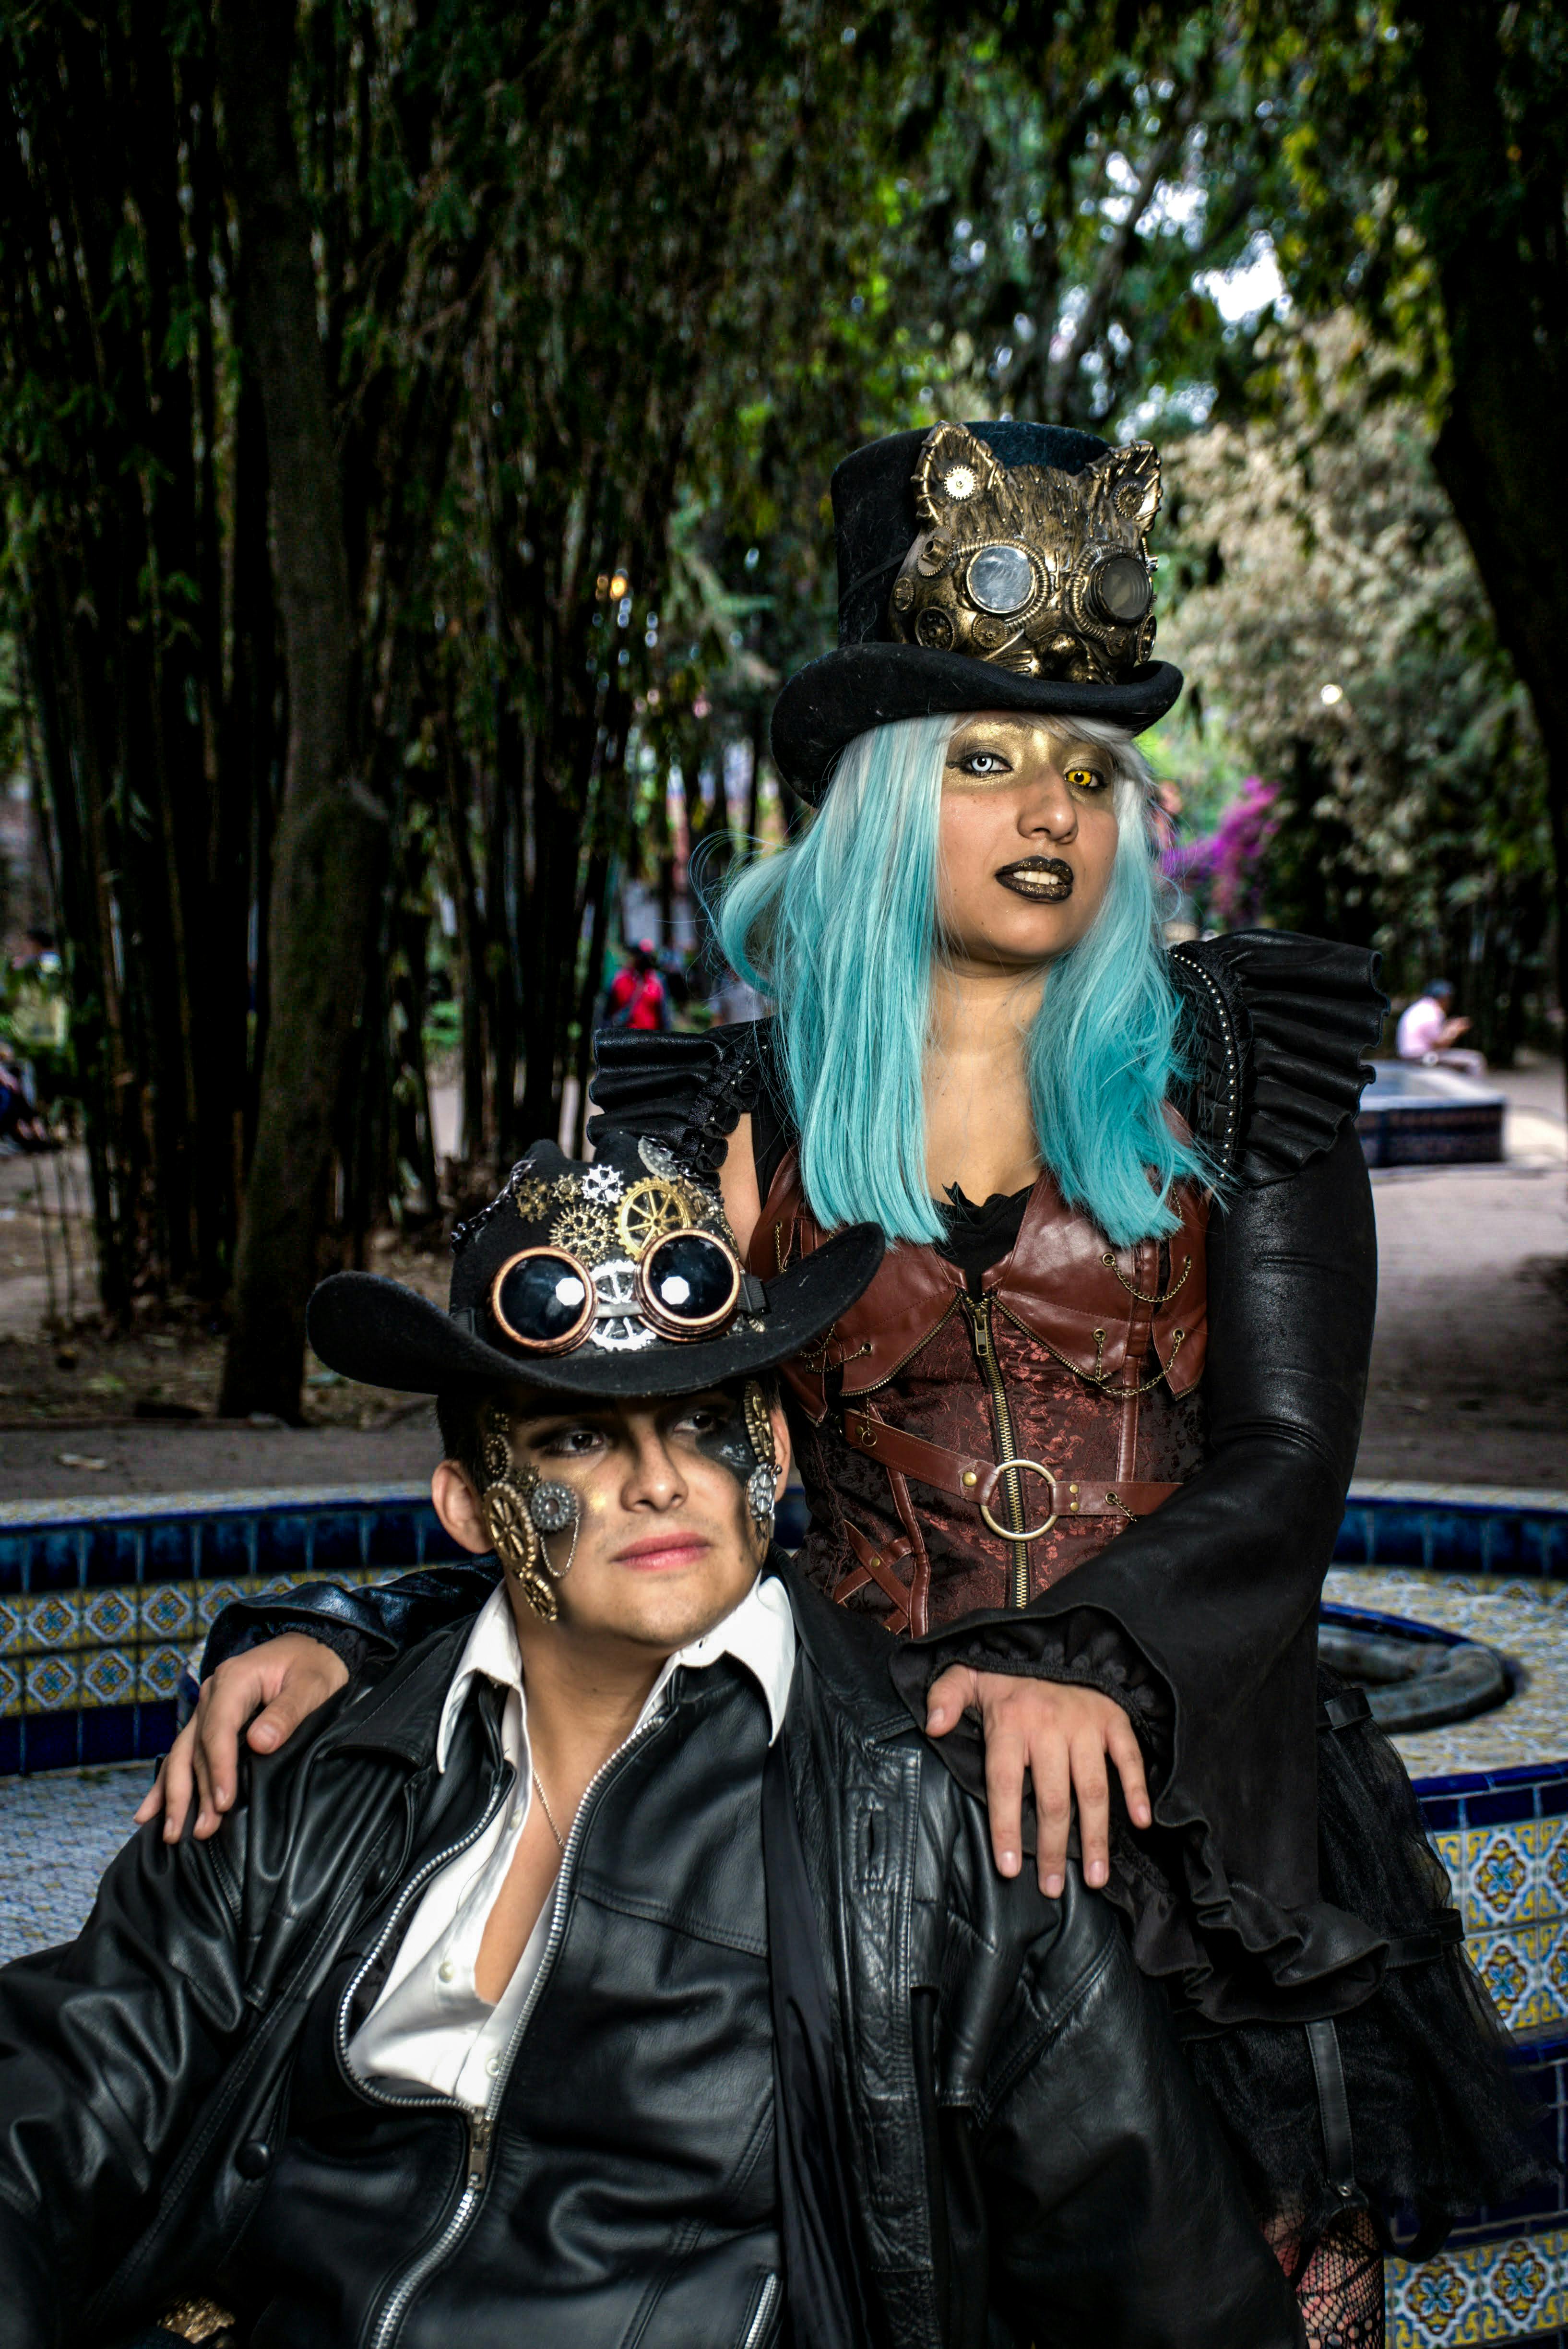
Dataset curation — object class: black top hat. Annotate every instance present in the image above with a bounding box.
[772,417,1185,801]
[306,1128,883,1401]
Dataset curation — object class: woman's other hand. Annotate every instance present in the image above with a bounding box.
[133,1634,349,1843]
[924,1666,1152,1896]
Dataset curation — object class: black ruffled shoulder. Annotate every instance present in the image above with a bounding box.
[1169,930,1387,1187]
[588,1020,778,1178]
[589,931,1388,1199]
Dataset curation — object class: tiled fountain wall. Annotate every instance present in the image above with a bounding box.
[1,1476,1567,2344]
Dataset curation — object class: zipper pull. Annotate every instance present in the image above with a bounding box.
[465,2109,494,2190]
[966,1291,993,1359]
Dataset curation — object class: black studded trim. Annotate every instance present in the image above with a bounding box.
[1169,930,1386,1188]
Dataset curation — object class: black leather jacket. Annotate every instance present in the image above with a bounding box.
[216,932,1389,2030]
[0,1566,1301,2349]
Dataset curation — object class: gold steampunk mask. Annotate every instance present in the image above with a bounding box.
[479,1403,581,1622]
[886,419,1162,684]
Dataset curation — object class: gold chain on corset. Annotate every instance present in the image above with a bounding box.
[1088,1323,1186,1398]
[1099,1249,1191,1307]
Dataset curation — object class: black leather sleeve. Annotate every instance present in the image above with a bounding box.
[982,1878,1305,2349]
[893,1124,1387,2024]
[0,1817,253,2340]
[200,1559,498,1680]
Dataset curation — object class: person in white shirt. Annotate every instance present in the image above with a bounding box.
[1396,978,1486,1075]
[0,1127,1302,2349]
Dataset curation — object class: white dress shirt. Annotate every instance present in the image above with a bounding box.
[348,1571,796,2109]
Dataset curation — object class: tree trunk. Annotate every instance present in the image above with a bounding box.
[1412,0,1568,1111]
[216,0,387,1420]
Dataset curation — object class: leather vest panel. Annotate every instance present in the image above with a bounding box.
[225,1666,782,2349]
[748,1151,1210,1634]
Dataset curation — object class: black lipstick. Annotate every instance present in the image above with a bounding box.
[995,857,1074,902]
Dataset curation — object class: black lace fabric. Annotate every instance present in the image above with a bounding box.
[1269,2210,1385,2349]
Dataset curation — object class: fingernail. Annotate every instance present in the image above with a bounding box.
[164,1822,177,1843]
[999,1850,1020,1876]
[1135,1803,1151,1826]
[1087,1860,1107,1887]
[1045,1873,1064,1898]
[253,1725,277,1749]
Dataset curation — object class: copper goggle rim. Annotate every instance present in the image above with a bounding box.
[978,1456,1060,1544]
[488,1246,597,1355]
[636,1226,743,1343]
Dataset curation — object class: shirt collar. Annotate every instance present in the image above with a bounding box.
[435,1566,796,1772]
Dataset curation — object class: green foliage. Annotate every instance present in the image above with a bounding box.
[1159,316,1553,1056]
[0,0,1560,1334]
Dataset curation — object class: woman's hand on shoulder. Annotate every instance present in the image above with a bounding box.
[924,1665,1151,1897]
[133,1634,349,1843]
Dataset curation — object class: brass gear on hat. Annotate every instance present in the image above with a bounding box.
[509,1174,553,1221]
[549,1199,617,1258]
[615,1177,693,1261]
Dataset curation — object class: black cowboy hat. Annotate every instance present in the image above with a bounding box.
[772,418,1184,802]
[307,1129,883,1401]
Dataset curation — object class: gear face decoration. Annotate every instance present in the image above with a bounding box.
[582,1163,624,1205]
[743,1380,776,1470]
[479,1406,559,1620]
[886,420,1160,686]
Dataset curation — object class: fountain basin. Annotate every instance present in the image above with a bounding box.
[1356,1060,1506,1168]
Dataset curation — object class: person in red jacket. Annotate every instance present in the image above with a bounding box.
[606,941,670,1032]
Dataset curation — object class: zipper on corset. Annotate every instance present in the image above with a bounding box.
[961,1291,1030,1607]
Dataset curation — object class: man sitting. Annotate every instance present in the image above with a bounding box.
[0,1132,1299,2348]
[1395,978,1486,1076]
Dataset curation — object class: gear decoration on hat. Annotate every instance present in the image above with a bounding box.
[638,1136,683,1180]
[616,1177,695,1261]
[582,1163,624,1205]
[589,1258,658,1349]
[550,1200,618,1259]
[509,1174,554,1221]
[886,420,1161,686]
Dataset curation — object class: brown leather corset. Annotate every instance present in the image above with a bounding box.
[746,1150,1211,1636]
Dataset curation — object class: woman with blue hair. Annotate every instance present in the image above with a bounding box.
[159,421,1535,2344]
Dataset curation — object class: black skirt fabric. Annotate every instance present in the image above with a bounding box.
[1183,1670,1552,2250]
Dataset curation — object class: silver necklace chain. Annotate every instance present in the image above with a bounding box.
[530,1767,567,1853]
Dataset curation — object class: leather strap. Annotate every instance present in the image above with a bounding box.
[833,1521,918,1636]
[840,1407,1180,1521]
[1304,2018,1364,2208]
[1318,1687,1373,1733]
[1384,1909,1464,1969]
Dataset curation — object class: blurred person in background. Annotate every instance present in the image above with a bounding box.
[1395,979,1486,1077]
[606,940,671,1032]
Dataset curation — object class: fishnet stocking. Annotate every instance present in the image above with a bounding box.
[1266,2209,1385,2349]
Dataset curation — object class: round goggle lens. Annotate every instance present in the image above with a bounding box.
[643,1231,738,1327]
[1089,552,1151,624]
[494,1251,592,1347]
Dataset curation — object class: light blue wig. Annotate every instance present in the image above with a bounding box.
[713,713,1212,1248]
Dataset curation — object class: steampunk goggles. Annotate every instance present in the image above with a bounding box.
[489,1227,747,1356]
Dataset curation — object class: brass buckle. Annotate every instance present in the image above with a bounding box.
[978,1457,1059,1544]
